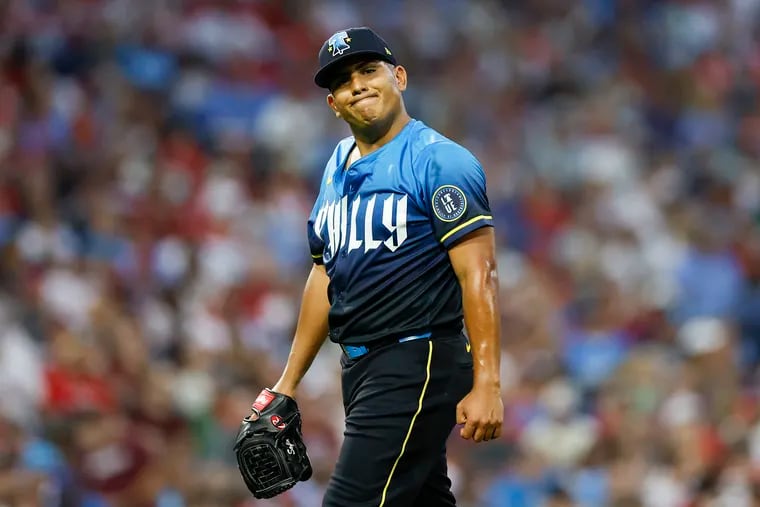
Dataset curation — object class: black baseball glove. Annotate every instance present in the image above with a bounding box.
[233,388,312,499]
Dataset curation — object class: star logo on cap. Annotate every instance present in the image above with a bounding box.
[327,31,352,57]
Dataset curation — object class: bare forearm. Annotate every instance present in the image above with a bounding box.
[273,264,331,396]
[461,260,501,389]
[448,228,502,391]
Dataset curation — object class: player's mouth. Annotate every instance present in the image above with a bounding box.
[351,94,379,106]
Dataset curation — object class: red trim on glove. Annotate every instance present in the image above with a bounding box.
[252,389,275,414]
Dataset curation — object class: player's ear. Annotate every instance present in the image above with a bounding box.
[326,94,341,118]
[393,65,408,91]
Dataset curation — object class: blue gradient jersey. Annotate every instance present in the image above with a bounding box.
[307,119,493,345]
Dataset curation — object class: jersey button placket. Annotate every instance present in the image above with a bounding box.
[346,168,357,195]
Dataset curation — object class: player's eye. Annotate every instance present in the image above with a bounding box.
[330,75,350,91]
[362,67,376,74]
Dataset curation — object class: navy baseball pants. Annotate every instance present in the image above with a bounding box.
[323,333,473,507]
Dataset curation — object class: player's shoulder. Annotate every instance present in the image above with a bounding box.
[317,136,355,188]
[326,136,356,170]
[408,121,480,167]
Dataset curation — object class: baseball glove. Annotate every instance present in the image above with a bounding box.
[234,388,312,499]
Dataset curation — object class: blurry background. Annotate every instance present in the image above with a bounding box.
[1,0,760,506]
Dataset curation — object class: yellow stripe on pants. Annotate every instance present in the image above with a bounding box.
[379,340,433,506]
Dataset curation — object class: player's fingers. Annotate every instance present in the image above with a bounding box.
[456,403,466,425]
[489,417,503,440]
[482,425,495,442]
[472,423,486,443]
[460,419,476,440]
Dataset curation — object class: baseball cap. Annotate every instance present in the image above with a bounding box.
[314,27,397,88]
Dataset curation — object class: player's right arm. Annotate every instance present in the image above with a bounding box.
[272,143,345,398]
[271,263,330,398]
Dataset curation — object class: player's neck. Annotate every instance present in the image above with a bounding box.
[351,110,411,157]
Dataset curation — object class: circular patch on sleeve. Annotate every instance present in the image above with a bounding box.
[432,185,467,222]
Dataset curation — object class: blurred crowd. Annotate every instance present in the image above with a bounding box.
[1,0,760,506]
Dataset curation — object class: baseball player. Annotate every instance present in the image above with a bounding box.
[270,27,503,506]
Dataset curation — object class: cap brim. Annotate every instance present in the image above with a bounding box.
[314,51,396,88]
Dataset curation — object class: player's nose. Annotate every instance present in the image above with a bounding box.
[349,73,368,94]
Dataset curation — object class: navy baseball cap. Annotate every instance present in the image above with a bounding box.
[314,27,397,88]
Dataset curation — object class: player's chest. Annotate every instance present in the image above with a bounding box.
[321,160,423,215]
[315,166,427,261]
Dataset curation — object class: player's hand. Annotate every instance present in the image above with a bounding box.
[456,385,503,442]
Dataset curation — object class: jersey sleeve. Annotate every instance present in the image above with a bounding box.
[306,139,350,265]
[307,195,326,265]
[420,142,493,248]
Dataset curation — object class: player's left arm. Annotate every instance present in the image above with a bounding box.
[419,141,502,443]
[448,227,503,443]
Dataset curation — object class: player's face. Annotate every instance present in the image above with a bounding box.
[326,58,407,129]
